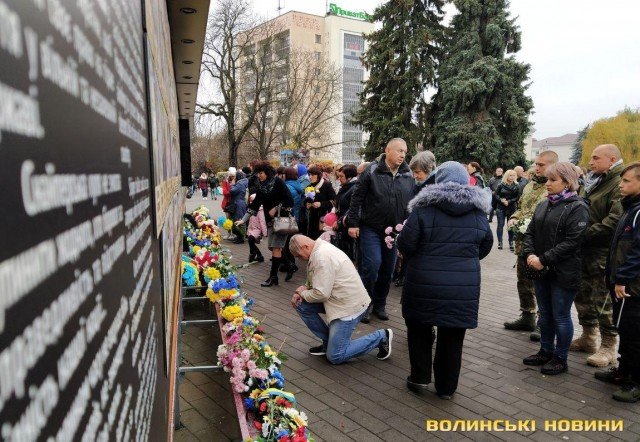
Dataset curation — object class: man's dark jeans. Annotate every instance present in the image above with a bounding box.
[358,225,397,311]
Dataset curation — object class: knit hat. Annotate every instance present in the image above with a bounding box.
[297,164,307,177]
[227,166,237,175]
[435,161,470,185]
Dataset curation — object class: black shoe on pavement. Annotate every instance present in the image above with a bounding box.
[612,382,640,403]
[361,305,372,324]
[541,357,568,375]
[261,276,278,287]
[595,367,628,385]
[285,264,298,282]
[255,254,264,263]
[377,329,393,360]
[406,376,429,393]
[308,344,326,356]
[437,393,453,400]
[498,242,503,250]
[523,350,553,366]
[373,309,389,321]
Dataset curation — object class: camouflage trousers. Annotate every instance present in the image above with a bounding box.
[516,258,537,313]
[575,272,617,337]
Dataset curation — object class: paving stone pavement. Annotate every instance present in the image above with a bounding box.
[175,196,640,441]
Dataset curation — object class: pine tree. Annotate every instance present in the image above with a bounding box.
[569,125,589,164]
[353,0,445,160]
[430,0,533,171]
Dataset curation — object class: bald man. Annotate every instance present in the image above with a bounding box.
[346,138,414,322]
[289,234,393,364]
[505,151,558,335]
[571,144,625,367]
[514,165,529,190]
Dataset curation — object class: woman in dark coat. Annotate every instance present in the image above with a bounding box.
[467,161,486,188]
[334,164,358,261]
[397,161,493,398]
[228,171,248,244]
[495,169,521,250]
[305,166,336,240]
[522,162,589,375]
[237,162,294,287]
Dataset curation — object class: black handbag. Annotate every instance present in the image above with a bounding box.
[519,256,548,280]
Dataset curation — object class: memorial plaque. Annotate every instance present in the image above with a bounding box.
[0,0,168,440]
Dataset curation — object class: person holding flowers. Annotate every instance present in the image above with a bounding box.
[304,166,336,240]
[397,161,493,399]
[236,161,294,287]
[288,234,393,364]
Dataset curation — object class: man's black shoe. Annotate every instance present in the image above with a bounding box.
[523,350,553,366]
[373,309,389,321]
[360,305,372,324]
[308,345,326,356]
[377,329,393,360]
[595,367,628,385]
[541,357,568,375]
[406,376,429,393]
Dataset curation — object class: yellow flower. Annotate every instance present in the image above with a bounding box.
[223,219,234,231]
[221,305,243,321]
[305,186,315,193]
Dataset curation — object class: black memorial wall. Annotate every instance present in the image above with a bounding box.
[0,1,170,440]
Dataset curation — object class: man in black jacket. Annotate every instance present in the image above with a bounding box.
[346,138,415,322]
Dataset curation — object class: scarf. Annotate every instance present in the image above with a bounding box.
[547,189,576,203]
[257,176,276,195]
[312,178,325,192]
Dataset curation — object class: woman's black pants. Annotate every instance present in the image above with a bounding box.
[405,318,466,396]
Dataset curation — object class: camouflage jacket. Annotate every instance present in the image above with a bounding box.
[580,162,624,275]
[511,178,547,253]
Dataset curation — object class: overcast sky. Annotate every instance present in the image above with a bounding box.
[249,0,640,140]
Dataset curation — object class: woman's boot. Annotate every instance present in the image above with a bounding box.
[261,257,280,287]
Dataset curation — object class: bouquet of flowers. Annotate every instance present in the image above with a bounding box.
[304,186,316,201]
[384,222,405,249]
[509,217,531,239]
[244,389,311,442]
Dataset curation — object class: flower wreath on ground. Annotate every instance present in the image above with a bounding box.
[181,207,313,441]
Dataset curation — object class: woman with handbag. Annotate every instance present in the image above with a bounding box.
[236,161,294,287]
[305,166,336,240]
[522,162,590,375]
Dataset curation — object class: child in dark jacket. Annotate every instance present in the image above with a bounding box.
[597,162,640,403]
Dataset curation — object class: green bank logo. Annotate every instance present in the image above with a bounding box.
[329,3,372,21]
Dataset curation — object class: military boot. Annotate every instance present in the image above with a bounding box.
[504,312,536,331]
[587,334,618,367]
[569,325,598,353]
[612,382,640,403]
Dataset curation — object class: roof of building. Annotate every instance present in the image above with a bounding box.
[532,133,578,148]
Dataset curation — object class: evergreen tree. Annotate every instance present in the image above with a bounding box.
[569,124,589,164]
[353,0,445,160]
[430,0,533,171]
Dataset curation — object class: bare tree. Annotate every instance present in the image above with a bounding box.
[197,0,280,166]
[246,49,343,160]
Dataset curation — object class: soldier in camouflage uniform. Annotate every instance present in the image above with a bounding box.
[571,144,624,367]
[505,151,558,333]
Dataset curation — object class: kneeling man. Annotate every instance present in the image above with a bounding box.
[289,234,392,364]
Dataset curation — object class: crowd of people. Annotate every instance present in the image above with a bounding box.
[196,139,640,404]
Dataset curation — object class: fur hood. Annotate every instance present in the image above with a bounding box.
[408,182,491,216]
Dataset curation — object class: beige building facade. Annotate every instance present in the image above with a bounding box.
[244,7,375,165]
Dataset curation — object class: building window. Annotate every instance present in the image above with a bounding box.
[315,34,321,44]
[314,51,321,61]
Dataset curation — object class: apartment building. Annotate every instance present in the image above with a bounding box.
[241,6,375,165]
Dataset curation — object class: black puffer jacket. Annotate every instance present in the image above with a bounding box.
[606,195,640,297]
[397,182,493,329]
[523,195,590,290]
[346,155,414,232]
[495,182,521,214]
